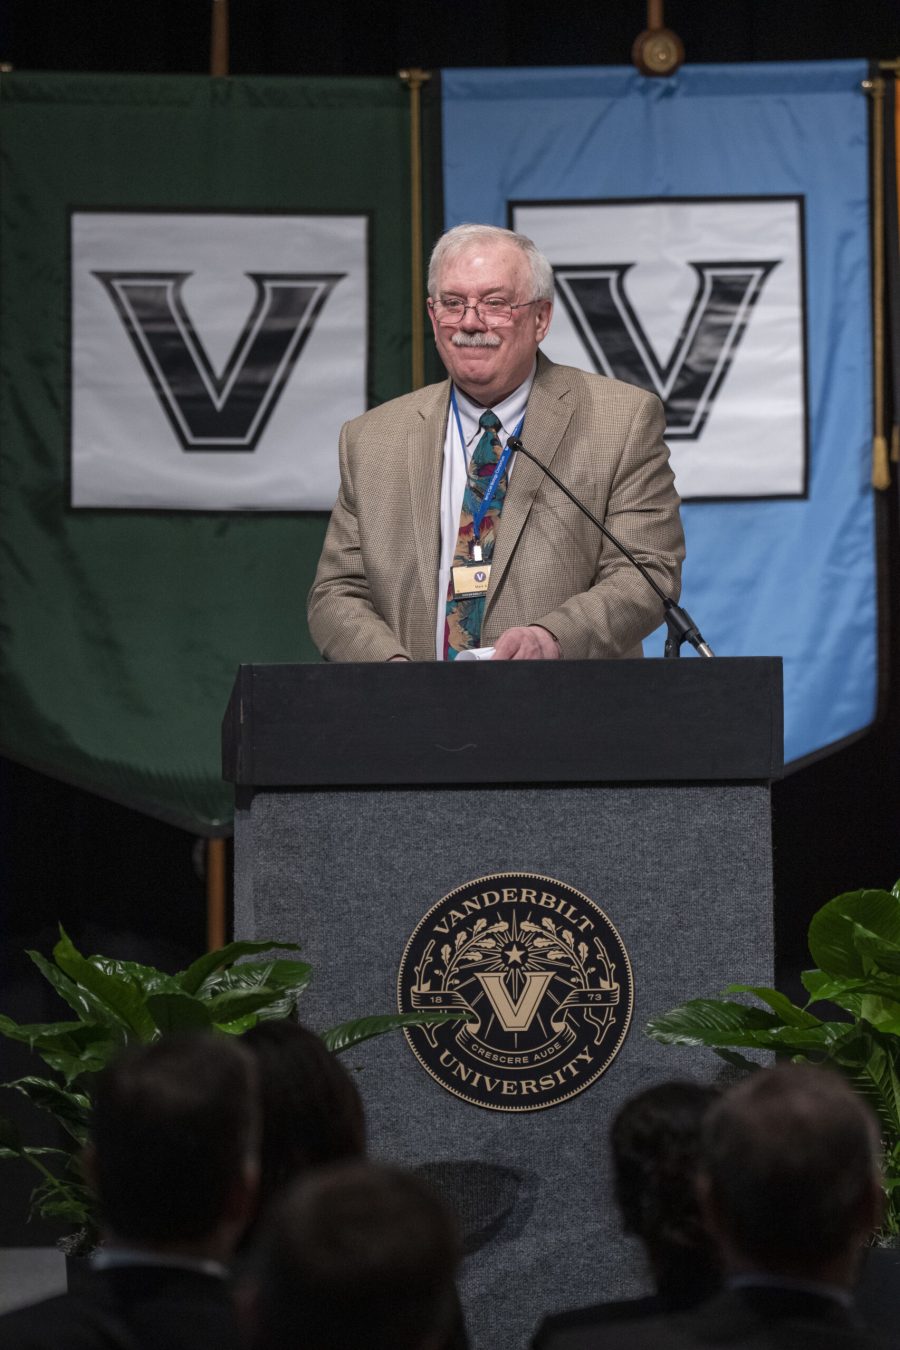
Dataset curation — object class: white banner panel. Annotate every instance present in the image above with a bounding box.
[71,212,368,510]
[513,198,806,499]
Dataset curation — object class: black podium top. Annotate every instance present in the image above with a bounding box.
[222,657,782,788]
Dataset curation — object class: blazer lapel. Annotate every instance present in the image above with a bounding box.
[485,356,574,614]
[408,379,451,624]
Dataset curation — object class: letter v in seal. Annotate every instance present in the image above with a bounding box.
[397,873,633,1111]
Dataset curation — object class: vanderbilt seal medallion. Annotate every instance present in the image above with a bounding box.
[398,873,633,1112]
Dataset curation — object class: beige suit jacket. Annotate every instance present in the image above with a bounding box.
[307,353,685,661]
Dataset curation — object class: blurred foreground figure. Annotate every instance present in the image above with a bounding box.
[532,1080,720,1348]
[0,1034,258,1350]
[241,1019,365,1241]
[581,1064,891,1350]
[250,1161,461,1350]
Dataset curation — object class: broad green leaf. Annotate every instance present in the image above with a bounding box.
[725,985,822,1028]
[178,941,301,996]
[145,993,213,1034]
[858,995,900,1036]
[0,1017,120,1084]
[29,1173,93,1225]
[854,932,900,980]
[801,969,866,1013]
[38,950,137,1035]
[90,958,183,997]
[206,960,312,996]
[0,1146,70,1160]
[801,969,900,1021]
[213,1014,261,1036]
[246,995,304,1022]
[27,952,98,1023]
[827,1028,900,1141]
[647,999,783,1044]
[646,999,842,1053]
[34,1039,120,1086]
[809,890,900,981]
[53,930,156,1041]
[322,1011,471,1054]
[204,988,298,1024]
[0,1015,97,1049]
[6,1078,90,1143]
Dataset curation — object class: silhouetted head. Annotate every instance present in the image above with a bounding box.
[90,1033,258,1250]
[700,1063,883,1282]
[242,1019,365,1217]
[253,1161,460,1350]
[612,1079,721,1301]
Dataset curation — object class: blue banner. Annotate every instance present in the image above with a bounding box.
[442,61,874,764]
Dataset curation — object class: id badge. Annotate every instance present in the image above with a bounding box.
[451,563,491,599]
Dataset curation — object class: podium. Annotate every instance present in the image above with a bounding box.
[224,658,782,1350]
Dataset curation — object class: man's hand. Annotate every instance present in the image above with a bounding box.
[492,626,561,660]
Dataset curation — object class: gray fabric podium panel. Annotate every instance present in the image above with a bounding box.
[234,781,773,1350]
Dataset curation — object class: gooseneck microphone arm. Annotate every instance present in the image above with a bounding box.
[506,437,714,659]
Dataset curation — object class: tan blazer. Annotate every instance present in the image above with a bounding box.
[307,353,685,661]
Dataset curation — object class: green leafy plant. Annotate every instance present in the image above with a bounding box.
[0,926,458,1254]
[646,883,900,1241]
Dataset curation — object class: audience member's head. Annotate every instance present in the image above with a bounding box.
[88,1033,258,1256]
[253,1161,460,1350]
[611,1080,721,1302]
[700,1063,883,1284]
[241,1019,365,1219]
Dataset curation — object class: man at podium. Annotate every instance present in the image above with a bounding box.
[308,224,684,663]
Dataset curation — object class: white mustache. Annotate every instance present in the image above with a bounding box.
[450,331,501,348]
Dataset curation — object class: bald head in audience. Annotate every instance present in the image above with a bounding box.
[699,1063,883,1287]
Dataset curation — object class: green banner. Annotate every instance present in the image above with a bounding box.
[0,72,442,832]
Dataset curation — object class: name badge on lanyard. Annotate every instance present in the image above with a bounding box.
[451,562,491,599]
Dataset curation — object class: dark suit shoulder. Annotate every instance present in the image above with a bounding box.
[532,1295,663,1350]
[0,1290,132,1350]
[0,1267,239,1350]
[596,1288,895,1350]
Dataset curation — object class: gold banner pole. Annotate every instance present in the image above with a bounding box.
[864,75,889,489]
[207,0,230,951]
[206,838,227,951]
[211,0,229,78]
[895,73,900,463]
[399,68,431,391]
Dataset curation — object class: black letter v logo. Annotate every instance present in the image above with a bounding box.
[554,260,778,439]
[94,271,344,451]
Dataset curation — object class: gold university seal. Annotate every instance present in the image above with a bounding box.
[397,872,633,1112]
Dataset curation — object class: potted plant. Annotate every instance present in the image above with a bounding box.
[0,926,459,1255]
[646,882,900,1241]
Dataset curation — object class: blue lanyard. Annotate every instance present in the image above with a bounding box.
[450,389,525,542]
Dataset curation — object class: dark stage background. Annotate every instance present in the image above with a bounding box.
[1,0,899,1244]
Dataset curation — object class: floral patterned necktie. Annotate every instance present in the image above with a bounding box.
[444,410,507,659]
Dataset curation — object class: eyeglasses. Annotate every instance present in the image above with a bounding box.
[430,297,541,328]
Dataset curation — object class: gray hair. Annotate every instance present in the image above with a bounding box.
[427,223,554,302]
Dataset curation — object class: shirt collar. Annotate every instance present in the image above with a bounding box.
[727,1272,854,1310]
[452,361,536,449]
[92,1245,229,1281]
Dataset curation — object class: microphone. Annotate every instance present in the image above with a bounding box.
[506,436,714,659]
